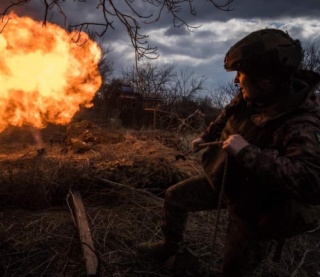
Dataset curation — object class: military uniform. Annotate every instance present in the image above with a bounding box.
[138,29,320,276]
[161,70,320,276]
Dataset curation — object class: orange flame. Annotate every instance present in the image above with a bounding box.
[0,13,102,132]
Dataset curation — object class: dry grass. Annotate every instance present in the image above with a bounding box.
[0,123,319,276]
[0,124,198,209]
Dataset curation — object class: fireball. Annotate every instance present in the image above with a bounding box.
[0,12,102,132]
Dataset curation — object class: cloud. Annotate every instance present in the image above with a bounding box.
[106,16,320,89]
[142,18,320,87]
[164,26,190,36]
[0,1,320,91]
[170,0,320,25]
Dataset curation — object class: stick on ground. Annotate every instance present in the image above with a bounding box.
[72,190,98,276]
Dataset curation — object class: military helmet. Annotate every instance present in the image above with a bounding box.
[224,29,302,75]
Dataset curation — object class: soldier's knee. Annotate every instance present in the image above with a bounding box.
[165,184,180,202]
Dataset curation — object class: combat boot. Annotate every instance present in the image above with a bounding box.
[137,240,180,261]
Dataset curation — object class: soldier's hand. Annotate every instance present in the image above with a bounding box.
[222,135,249,156]
[192,137,206,153]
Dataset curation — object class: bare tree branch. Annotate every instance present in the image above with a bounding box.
[0,0,30,22]
[0,0,234,60]
[0,17,10,33]
[86,29,114,82]
[121,62,176,97]
[301,43,320,74]
[210,80,239,109]
[208,0,234,11]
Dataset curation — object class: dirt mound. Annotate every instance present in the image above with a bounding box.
[66,120,126,145]
[0,128,200,209]
[67,120,100,136]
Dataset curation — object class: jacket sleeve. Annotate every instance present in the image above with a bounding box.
[236,117,320,205]
[201,92,242,142]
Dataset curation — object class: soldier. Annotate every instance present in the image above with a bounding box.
[137,29,320,276]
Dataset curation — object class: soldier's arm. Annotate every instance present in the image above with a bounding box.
[236,118,320,205]
[201,92,242,142]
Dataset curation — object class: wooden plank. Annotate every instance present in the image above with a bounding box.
[72,190,98,276]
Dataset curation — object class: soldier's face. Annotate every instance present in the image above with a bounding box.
[234,71,260,101]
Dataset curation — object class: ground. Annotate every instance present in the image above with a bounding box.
[0,122,319,277]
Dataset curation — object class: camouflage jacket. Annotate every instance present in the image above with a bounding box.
[201,70,320,238]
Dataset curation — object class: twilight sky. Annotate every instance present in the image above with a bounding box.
[1,0,320,94]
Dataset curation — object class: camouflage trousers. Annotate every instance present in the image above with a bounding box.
[161,175,271,277]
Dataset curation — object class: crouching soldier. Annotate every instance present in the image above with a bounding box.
[137,29,320,276]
